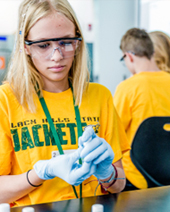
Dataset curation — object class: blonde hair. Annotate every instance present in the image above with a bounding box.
[5,0,89,112]
[149,31,170,73]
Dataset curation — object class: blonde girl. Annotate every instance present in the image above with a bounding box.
[0,0,129,207]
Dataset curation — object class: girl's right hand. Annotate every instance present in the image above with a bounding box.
[33,148,96,186]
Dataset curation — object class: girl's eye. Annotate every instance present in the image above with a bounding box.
[58,40,73,46]
[37,43,50,48]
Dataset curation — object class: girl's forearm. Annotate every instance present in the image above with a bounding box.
[0,170,44,203]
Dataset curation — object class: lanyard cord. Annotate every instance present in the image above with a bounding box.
[69,82,83,198]
[37,81,83,199]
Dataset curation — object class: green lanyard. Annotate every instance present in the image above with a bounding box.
[37,83,83,199]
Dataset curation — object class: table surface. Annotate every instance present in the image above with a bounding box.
[11,186,170,212]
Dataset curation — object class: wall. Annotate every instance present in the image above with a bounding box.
[68,0,94,43]
[93,0,139,94]
[0,0,22,35]
[140,0,170,35]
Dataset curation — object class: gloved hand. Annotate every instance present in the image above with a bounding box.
[33,148,96,186]
[79,127,114,180]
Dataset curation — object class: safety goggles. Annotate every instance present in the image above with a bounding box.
[120,51,136,61]
[120,54,126,61]
[25,37,82,59]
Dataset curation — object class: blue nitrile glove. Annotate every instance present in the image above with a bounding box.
[79,127,114,180]
[33,148,96,186]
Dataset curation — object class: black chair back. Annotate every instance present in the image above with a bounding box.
[130,116,170,188]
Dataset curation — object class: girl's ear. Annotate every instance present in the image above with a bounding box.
[24,44,30,55]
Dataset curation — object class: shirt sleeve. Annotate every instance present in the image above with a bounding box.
[0,91,14,175]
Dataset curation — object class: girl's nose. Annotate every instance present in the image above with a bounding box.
[50,47,64,61]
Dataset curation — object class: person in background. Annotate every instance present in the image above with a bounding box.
[113,28,170,190]
[149,30,170,73]
[0,0,129,207]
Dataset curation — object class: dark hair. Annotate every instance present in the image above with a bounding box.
[120,28,154,59]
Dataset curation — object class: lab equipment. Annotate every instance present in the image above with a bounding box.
[22,207,35,212]
[0,203,10,212]
[91,204,104,212]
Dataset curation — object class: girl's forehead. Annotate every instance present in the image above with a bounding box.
[28,12,76,40]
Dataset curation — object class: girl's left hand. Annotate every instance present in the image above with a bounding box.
[79,127,114,180]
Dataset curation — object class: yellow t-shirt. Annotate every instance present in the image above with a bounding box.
[0,82,129,207]
[113,71,170,189]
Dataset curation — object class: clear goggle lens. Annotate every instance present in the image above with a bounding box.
[30,39,81,59]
